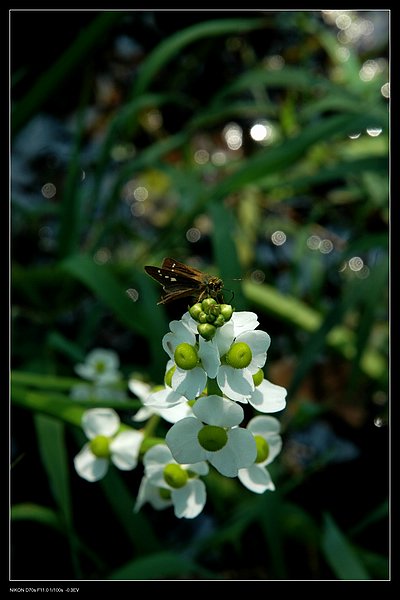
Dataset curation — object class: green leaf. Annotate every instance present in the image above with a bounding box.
[209,202,245,309]
[132,17,267,96]
[321,513,370,580]
[12,386,85,427]
[242,281,386,382]
[11,503,64,532]
[34,416,72,521]
[108,551,217,580]
[211,112,387,201]
[99,467,160,555]
[34,414,81,577]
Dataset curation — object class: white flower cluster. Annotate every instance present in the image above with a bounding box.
[73,309,287,519]
[70,348,127,402]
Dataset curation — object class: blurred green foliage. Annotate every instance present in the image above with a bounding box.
[11,11,389,581]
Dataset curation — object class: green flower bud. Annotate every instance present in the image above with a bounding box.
[164,365,176,387]
[202,298,217,312]
[226,342,252,369]
[220,304,233,320]
[198,312,208,323]
[89,435,111,458]
[213,314,226,327]
[209,304,221,317]
[197,323,216,340]
[163,463,189,488]
[174,343,198,370]
[252,369,264,387]
[198,424,228,452]
[254,435,270,463]
[189,303,203,321]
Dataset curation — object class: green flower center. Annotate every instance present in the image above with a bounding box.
[254,435,270,463]
[174,343,198,370]
[198,424,228,452]
[226,342,252,369]
[163,463,189,488]
[159,487,172,501]
[89,435,111,458]
[164,365,176,387]
[95,361,106,374]
[252,369,264,387]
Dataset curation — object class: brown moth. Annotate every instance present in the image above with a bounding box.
[144,257,224,305]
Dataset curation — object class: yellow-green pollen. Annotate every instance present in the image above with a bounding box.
[163,463,189,488]
[254,435,270,463]
[174,342,198,370]
[164,365,176,387]
[226,342,252,369]
[89,435,111,458]
[252,369,264,387]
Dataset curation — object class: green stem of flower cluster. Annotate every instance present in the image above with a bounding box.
[207,377,223,396]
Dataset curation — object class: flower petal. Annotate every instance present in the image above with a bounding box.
[166,417,206,464]
[248,379,287,413]
[187,461,209,476]
[231,311,259,335]
[171,479,207,519]
[110,430,144,470]
[162,319,196,358]
[247,414,281,436]
[143,444,174,486]
[237,330,271,370]
[209,427,256,477]
[144,444,173,470]
[143,387,186,408]
[181,311,199,334]
[128,379,151,400]
[132,406,154,422]
[247,415,282,464]
[81,408,120,439]
[198,337,220,378]
[134,476,171,512]
[156,402,192,423]
[74,445,109,482]
[172,366,207,399]
[217,365,254,402]
[238,464,275,493]
[214,320,235,355]
[193,395,244,427]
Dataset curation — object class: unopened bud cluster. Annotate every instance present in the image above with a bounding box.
[189,298,234,340]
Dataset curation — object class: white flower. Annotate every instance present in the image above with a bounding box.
[166,395,257,478]
[247,378,287,413]
[128,377,192,423]
[200,314,271,402]
[138,444,208,518]
[162,316,197,358]
[162,320,208,399]
[238,416,282,494]
[134,476,172,512]
[74,408,143,482]
[74,348,122,385]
